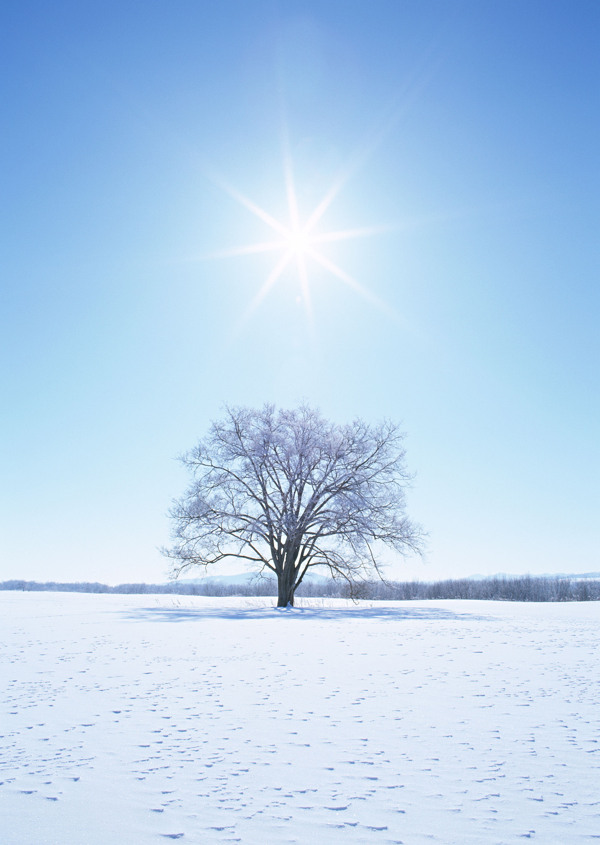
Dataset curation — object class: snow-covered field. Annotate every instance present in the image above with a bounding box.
[1,593,599,844]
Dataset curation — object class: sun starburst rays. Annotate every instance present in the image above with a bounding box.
[204,150,400,335]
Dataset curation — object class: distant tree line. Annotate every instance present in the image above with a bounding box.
[1,575,599,602]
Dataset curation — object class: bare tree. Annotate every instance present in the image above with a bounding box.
[164,404,424,606]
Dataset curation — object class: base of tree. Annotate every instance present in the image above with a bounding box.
[276,596,294,608]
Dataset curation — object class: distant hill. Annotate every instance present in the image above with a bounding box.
[468,571,600,581]
[179,571,331,586]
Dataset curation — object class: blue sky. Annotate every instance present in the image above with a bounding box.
[1,0,598,584]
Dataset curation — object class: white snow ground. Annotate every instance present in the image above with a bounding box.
[1,593,599,844]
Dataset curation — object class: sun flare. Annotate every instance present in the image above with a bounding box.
[206,141,396,329]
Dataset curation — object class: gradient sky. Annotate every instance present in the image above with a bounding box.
[2,0,598,585]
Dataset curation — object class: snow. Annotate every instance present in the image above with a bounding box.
[1,593,599,844]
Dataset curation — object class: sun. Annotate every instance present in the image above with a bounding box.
[286,225,311,256]
[205,138,395,327]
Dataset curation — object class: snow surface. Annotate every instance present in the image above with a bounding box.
[1,593,599,844]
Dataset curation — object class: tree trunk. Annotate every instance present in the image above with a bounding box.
[277,568,295,607]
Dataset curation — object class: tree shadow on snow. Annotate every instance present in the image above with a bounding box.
[124,604,490,623]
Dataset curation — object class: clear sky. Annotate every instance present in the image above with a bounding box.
[1,0,598,585]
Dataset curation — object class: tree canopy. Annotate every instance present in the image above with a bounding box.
[164,404,424,606]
